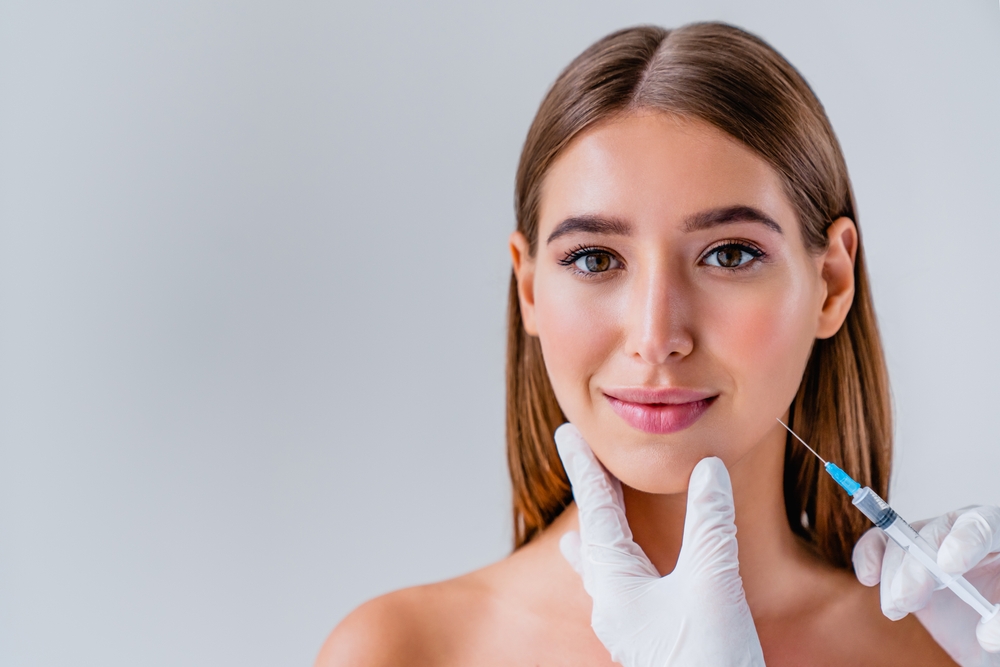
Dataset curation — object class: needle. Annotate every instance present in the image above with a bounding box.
[776,418,827,465]
[773,417,999,621]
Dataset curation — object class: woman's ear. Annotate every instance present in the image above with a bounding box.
[816,216,858,339]
[509,231,538,336]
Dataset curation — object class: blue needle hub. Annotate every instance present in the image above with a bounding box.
[824,462,861,496]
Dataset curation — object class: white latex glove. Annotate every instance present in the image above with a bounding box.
[853,505,1000,667]
[555,423,765,667]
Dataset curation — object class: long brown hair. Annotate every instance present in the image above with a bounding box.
[506,22,892,569]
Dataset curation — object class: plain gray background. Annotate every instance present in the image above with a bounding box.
[1,1,998,665]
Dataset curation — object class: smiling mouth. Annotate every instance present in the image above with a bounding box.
[603,389,718,435]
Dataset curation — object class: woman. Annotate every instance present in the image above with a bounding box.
[319,22,1000,666]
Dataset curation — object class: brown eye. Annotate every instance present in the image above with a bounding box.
[703,243,760,269]
[716,247,743,267]
[583,253,611,272]
[561,248,622,274]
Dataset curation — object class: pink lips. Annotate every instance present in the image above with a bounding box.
[603,387,717,434]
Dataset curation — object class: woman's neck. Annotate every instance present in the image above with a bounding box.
[621,426,823,618]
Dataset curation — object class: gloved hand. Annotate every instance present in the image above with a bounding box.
[554,423,765,667]
[853,505,1000,667]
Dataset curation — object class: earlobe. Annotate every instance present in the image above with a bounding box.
[509,231,539,336]
[816,217,858,340]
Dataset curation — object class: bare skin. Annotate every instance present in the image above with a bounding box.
[318,113,957,666]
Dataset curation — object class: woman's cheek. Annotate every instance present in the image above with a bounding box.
[704,282,816,419]
[534,274,619,421]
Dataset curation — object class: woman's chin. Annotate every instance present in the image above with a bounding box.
[570,417,740,494]
[594,447,710,495]
[612,467,694,495]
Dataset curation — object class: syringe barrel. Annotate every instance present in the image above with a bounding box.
[853,487,1000,622]
[851,487,896,529]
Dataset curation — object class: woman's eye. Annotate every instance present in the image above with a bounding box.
[703,244,760,269]
[573,252,618,273]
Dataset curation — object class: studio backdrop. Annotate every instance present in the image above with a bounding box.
[1,1,998,665]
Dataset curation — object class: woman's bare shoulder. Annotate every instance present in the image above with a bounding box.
[313,565,505,667]
[757,549,958,667]
[315,509,586,667]
[784,565,957,666]
[828,574,958,666]
[314,515,584,667]
[314,587,427,667]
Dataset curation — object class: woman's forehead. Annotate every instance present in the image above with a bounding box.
[538,112,798,239]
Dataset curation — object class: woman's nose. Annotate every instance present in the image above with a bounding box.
[626,268,695,365]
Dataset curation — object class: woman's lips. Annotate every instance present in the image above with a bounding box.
[603,388,717,435]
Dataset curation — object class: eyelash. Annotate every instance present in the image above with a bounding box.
[557,245,621,277]
[699,239,767,271]
[557,240,767,276]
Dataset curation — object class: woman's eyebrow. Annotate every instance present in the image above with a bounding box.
[683,205,783,234]
[546,215,631,244]
[545,206,781,245]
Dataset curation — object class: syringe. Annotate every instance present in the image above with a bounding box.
[777,418,1000,623]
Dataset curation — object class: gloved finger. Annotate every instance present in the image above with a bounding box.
[889,517,952,613]
[554,423,657,578]
[612,471,626,514]
[890,553,937,613]
[555,423,630,549]
[880,537,908,621]
[559,530,584,576]
[675,457,741,588]
[977,609,1000,653]
[938,506,1000,575]
[853,528,888,586]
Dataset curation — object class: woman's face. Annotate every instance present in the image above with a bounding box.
[511,112,856,494]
